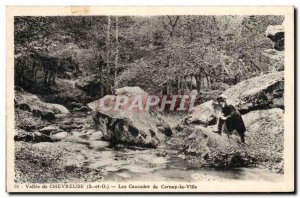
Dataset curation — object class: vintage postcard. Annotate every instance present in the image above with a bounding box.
[6,6,294,192]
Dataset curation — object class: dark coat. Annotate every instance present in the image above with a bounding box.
[221,104,246,134]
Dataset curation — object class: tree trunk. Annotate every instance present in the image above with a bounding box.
[195,74,201,93]
[114,16,119,86]
[103,15,111,97]
[177,76,181,93]
[205,73,210,88]
[184,77,188,91]
[166,82,171,95]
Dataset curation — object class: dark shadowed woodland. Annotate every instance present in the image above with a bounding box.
[14,15,285,183]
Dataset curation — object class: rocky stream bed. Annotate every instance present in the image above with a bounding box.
[14,71,285,183]
[15,111,283,183]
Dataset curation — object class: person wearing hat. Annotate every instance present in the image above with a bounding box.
[212,96,246,143]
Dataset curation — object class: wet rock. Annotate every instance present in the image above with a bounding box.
[89,141,110,150]
[70,102,83,108]
[39,125,64,136]
[84,129,97,134]
[32,107,56,121]
[89,131,103,141]
[87,100,99,111]
[61,119,74,125]
[168,137,185,147]
[70,102,84,109]
[89,86,172,148]
[51,132,68,141]
[73,106,89,112]
[50,104,69,114]
[14,130,53,143]
[58,116,88,132]
[182,125,251,167]
[181,108,283,170]
[40,112,56,121]
[59,124,83,132]
[70,102,89,112]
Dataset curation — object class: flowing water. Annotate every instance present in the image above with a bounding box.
[56,112,284,182]
[84,145,283,182]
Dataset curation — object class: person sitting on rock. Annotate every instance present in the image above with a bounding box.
[212,96,246,143]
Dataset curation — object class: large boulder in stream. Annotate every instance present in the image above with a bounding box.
[180,108,284,169]
[183,71,284,125]
[88,86,172,148]
[181,125,251,167]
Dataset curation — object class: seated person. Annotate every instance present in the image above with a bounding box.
[212,96,246,143]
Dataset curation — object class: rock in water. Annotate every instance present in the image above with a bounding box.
[89,86,172,148]
[181,108,284,169]
[51,132,68,141]
[182,126,249,167]
[39,125,63,136]
[89,131,103,141]
[49,104,69,114]
[87,100,99,111]
[14,130,53,143]
[180,72,284,169]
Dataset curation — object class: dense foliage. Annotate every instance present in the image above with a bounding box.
[14,15,283,96]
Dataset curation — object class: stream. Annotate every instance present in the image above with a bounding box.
[53,112,284,182]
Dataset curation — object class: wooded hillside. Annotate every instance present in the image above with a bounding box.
[15,15,284,101]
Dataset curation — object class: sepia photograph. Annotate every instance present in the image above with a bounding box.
[6,6,294,192]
